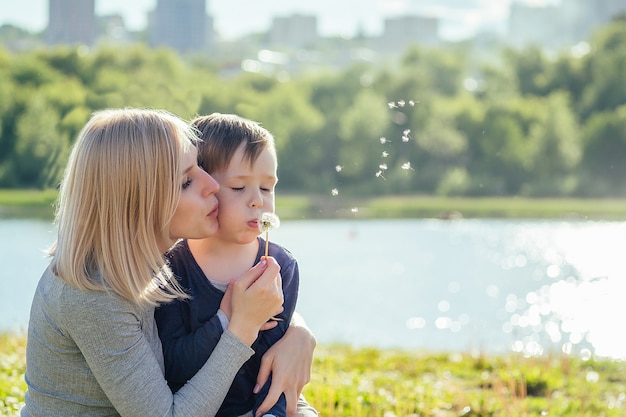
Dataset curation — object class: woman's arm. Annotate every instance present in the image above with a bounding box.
[255,312,317,416]
[61,258,282,417]
[62,283,253,417]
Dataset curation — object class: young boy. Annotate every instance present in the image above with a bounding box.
[155,113,316,417]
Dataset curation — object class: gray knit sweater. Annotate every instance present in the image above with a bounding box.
[21,267,254,417]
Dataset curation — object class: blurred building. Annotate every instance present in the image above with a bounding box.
[269,14,318,48]
[374,15,440,53]
[46,0,96,46]
[149,0,213,52]
[509,0,626,49]
[509,3,564,48]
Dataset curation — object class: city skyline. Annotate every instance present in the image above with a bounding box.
[0,0,561,41]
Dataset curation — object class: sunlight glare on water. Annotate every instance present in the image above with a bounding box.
[504,221,626,359]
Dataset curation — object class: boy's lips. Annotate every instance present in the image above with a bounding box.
[247,219,259,229]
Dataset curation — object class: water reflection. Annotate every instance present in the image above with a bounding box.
[2,218,625,360]
[443,220,624,359]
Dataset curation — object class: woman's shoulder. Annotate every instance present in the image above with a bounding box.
[34,267,142,333]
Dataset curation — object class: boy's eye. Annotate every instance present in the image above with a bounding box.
[231,187,244,192]
[261,187,272,192]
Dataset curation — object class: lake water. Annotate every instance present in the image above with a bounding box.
[1,217,624,360]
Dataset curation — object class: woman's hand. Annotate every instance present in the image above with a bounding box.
[255,312,317,416]
[227,257,283,346]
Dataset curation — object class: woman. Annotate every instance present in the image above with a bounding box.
[21,108,314,417]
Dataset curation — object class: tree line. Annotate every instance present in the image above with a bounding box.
[0,17,625,198]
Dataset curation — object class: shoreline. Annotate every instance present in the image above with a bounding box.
[2,189,626,221]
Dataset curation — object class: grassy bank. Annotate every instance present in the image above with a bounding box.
[2,189,626,220]
[2,333,625,416]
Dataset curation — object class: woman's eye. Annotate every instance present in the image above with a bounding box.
[231,187,244,192]
[182,178,192,190]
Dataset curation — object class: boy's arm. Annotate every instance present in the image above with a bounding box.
[255,250,315,416]
[155,298,224,391]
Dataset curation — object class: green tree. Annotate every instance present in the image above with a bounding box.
[578,19,626,120]
[524,92,581,196]
[336,88,390,192]
[471,101,530,195]
[308,66,375,193]
[501,45,552,96]
[14,96,68,188]
[579,104,626,196]
[242,81,325,191]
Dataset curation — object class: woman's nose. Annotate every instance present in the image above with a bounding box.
[202,171,219,196]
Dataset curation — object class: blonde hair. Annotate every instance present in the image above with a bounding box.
[50,108,198,307]
[190,113,275,173]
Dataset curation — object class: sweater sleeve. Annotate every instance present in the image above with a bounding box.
[61,286,253,417]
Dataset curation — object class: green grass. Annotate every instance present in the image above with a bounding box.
[0,334,27,417]
[0,189,58,219]
[279,194,626,220]
[2,189,626,220]
[2,333,625,416]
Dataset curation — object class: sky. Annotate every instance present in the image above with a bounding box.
[0,0,559,41]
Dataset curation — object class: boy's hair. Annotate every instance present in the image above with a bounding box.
[50,108,198,306]
[190,113,275,173]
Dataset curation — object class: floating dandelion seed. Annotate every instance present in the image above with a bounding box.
[379,163,388,171]
[375,170,386,179]
[335,165,343,172]
[331,188,339,196]
[401,162,414,171]
[402,129,411,142]
[382,151,389,158]
[398,100,405,107]
[387,102,397,109]
[351,207,359,213]
[379,137,388,144]
[258,212,282,322]
[409,100,416,106]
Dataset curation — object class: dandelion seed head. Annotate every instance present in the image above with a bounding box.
[259,212,280,233]
[331,188,339,196]
[335,165,343,172]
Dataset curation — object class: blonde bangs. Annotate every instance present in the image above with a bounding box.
[51,108,198,306]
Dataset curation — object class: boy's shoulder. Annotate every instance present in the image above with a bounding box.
[260,237,297,264]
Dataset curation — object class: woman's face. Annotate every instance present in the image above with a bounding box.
[165,146,220,250]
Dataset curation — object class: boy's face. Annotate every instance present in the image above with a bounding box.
[210,141,278,244]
